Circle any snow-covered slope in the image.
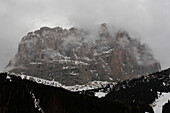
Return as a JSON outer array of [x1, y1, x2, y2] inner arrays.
[[153, 92, 170, 113]]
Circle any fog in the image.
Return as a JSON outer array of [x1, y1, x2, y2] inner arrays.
[[0, 0, 170, 71]]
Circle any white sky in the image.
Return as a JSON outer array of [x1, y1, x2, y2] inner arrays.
[[0, 0, 170, 71]]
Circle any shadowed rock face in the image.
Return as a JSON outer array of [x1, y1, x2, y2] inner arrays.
[[5, 24, 161, 85]]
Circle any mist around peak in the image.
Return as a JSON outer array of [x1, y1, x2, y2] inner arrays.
[[4, 23, 161, 85]]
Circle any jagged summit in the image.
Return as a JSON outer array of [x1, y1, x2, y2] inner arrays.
[[5, 24, 161, 85]]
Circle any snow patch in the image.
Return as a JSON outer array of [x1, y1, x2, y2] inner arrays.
[[95, 92, 108, 98], [102, 49, 113, 54], [109, 77, 113, 81], [70, 72, 79, 76], [64, 81, 115, 92], [63, 66, 69, 69], [83, 57, 92, 61], [153, 92, 170, 113], [30, 62, 42, 65], [6, 75, 12, 82]]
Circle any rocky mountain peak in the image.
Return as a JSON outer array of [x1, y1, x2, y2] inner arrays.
[[5, 24, 161, 85]]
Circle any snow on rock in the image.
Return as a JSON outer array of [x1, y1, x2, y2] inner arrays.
[[153, 92, 170, 113], [30, 91, 44, 113], [30, 62, 43, 65], [6, 75, 12, 82], [7, 72, 115, 98], [109, 77, 113, 81], [10, 72, 63, 87], [20, 74, 26, 79], [102, 49, 113, 54], [63, 81, 115, 92], [95, 92, 108, 98]]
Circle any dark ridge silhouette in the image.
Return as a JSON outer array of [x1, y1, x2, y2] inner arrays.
[[104, 68, 170, 112], [0, 72, 152, 113]]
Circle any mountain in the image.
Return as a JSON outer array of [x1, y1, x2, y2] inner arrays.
[[5, 23, 161, 85]]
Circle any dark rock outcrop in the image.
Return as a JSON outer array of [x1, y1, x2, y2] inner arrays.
[[5, 24, 161, 85]]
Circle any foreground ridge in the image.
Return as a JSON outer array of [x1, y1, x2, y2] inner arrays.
[[0, 72, 153, 113]]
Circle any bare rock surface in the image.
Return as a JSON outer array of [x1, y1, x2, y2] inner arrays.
[[5, 23, 161, 85]]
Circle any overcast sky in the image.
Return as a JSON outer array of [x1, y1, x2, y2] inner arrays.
[[0, 0, 170, 71]]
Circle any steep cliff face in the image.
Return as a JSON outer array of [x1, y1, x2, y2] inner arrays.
[[5, 23, 161, 85]]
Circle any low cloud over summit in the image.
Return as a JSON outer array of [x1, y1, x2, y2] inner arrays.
[[0, 0, 170, 71]]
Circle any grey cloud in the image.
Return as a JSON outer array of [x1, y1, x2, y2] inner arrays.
[[0, 0, 170, 71]]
